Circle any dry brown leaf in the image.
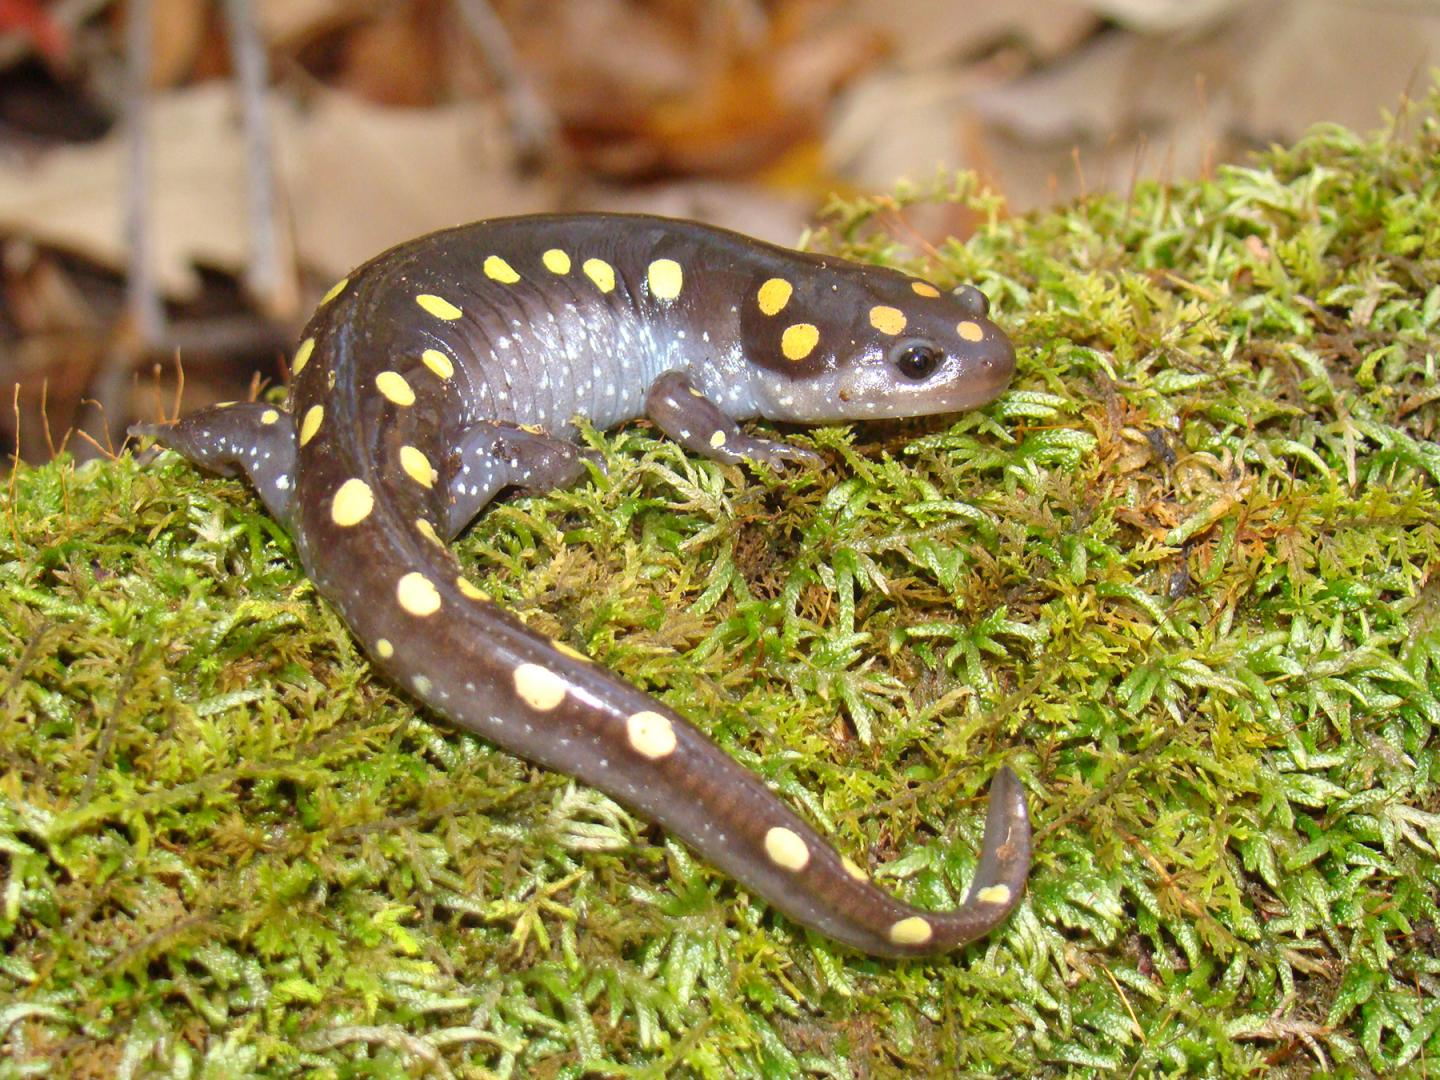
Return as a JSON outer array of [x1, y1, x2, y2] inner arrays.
[[844, 0, 1095, 68]]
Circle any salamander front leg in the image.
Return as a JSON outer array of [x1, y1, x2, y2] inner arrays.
[[445, 420, 604, 538], [130, 403, 297, 524], [645, 371, 823, 469]]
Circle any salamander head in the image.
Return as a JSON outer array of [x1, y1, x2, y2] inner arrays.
[[743, 269, 1016, 423]]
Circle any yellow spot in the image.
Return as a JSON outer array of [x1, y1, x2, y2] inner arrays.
[[763, 827, 810, 871], [869, 305, 907, 335], [422, 349, 454, 379], [484, 255, 521, 284], [321, 277, 349, 305], [396, 572, 442, 617], [709, 430, 727, 449], [687, 386, 705, 398], [841, 856, 868, 882], [757, 277, 792, 316], [957, 320, 984, 342], [260, 409, 280, 425], [627, 710, 676, 759], [514, 662, 567, 711], [326, 371, 336, 391], [583, 258, 616, 293], [781, 323, 820, 362], [331, 479, 374, 526], [457, 576, 490, 601], [911, 281, 940, 298], [415, 518, 444, 547], [299, 405, 324, 446], [399, 445, 437, 488], [889, 916, 933, 947], [376, 371, 415, 406], [292, 337, 316, 374], [976, 884, 1012, 905], [648, 258, 683, 300], [214, 401, 236, 409], [417, 293, 463, 320], [413, 675, 432, 696], [552, 639, 591, 662], [375, 638, 394, 659], [543, 248, 571, 274]]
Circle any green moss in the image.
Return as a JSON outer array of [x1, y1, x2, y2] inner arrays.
[[4, 90, 1440, 1077]]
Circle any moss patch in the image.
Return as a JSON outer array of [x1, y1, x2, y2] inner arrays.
[[4, 93, 1440, 1077]]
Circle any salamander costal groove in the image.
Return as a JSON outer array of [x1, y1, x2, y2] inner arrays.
[[131, 213, 1030, 957]]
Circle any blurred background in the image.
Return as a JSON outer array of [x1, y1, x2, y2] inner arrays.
[[1, 0, 1438, 464]]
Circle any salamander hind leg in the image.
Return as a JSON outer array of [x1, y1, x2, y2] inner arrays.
[[130, 403, 297, 523], [445, 420, 604, 539], [645, 370, 822, 469]]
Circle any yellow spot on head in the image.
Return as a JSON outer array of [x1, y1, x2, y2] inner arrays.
[[415, 518, 444, 547], [422, 349, 454, 379], [757, 277, 792, 316], [331, 479, 374, 526], [396, 572, 442, 617], [292, 337, 316, 375], [552, 639, 590, 662], [399, 445, 437, 488], [841, 856, 868, 882], [957, 320, 984, 342], [781, 323, 820, 362], [709, 430, 726, 449], [542, 248, 571, 274], [763, 827, 810, 871], [484, 255, 521, 284], [889, 916, 933, 947], [627, 710, 677, 759], [456, 576, 490, 601], [321, 277, 349, 305], [911, 281, 940, 298], [299, 405, 324, 447], [375, 638, 394, 659], [416, 293, 463, 320], [260, 409, 280, 425], [583, 258, 616, 293], [647, 258, 683, 301], [869, 305, 907, 336], [976, 884, 1012, 905], [376, 371, 415, 406], [514, 662, 567, 711]]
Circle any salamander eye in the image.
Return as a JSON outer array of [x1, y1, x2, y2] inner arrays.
[[893, 342, 941, 380]]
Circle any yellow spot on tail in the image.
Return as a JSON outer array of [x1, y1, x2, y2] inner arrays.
[[484, 255, 521, 284], [583, 258, 616, 293], [416, 293, 463, 320], [552, 639, 590, 662], [763, 827, 810, 871], [648, 258, 683, 301], [396, 572, 442, 617], [299, 405, 324, 446], [456, 576, 490, 601], [331, 479, 374, 526], [889, 916, 933, 946], [841, 856, 868, 881], [260, 409, 279, 425], [415, 518, 444, 547], [976, 884, 1012, 905], [422, 349, 454, 379], [321, 277, 349, 305], [957, 320, 984, 342], [757, 277, 792, 316], [514, 662, 567, 711], [292, 337, 316, 374], [375, 638, 394, 659], [627, 710, 676, 758], [542, 248, 571, 274], [911, 281, 940, 298], [376, 371, 415, 406], [781, 323, 819, 362], [709, 430, 726, 449], [399, 445, 437, 488], [869, 305, 907, 335]]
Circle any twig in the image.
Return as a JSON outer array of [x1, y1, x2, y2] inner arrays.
[[123, 0, 164, 348], [451, 0, 558, 169]]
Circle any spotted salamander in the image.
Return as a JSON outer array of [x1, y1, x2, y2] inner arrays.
[[132, 213, 1029, 957]]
